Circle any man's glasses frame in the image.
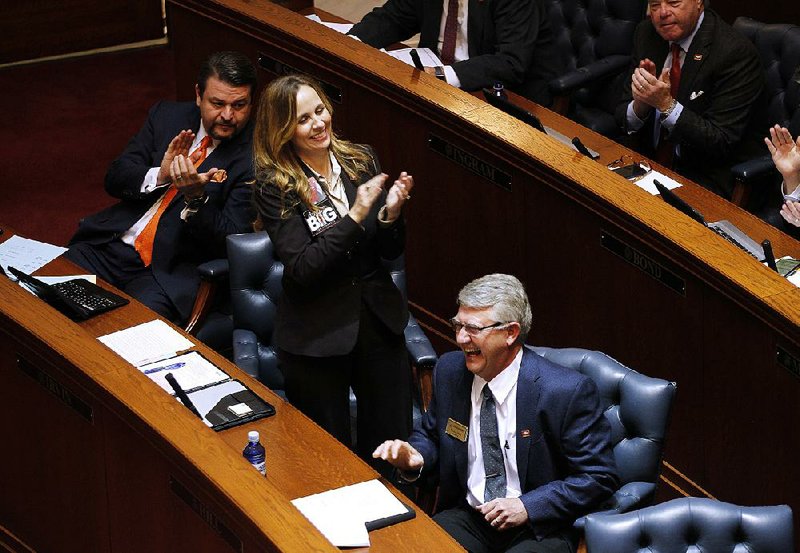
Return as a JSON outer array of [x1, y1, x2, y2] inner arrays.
[[449, 318, 511, 336]]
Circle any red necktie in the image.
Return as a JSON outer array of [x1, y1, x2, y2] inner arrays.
[[654, 44, 683, 167], [670, 43, 682, 96], [134, 135, 212, 267], [440, 0, 459, 65]]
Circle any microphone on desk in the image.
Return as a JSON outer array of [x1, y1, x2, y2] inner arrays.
[[571, 137, 593, 158], [165, 373, 202, 419], [761, 239, 778, 272], [409, 49, 425, 72]]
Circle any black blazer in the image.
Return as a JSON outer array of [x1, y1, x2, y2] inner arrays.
[[253, 149, 408, 357], [69, 101, 255, 321], [350, 0, 562, 105], [615, 10, 766, 197]]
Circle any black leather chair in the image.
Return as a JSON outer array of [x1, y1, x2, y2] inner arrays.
[[729, 18, 800, 210], [584, 497, 794, 553], [532, 347, 677, 527], [544, 0, 646, 138], [227, 231, 437, 411]]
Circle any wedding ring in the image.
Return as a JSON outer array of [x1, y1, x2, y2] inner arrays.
[[176, 175, 183, 180], [404, 194, 411, 200]]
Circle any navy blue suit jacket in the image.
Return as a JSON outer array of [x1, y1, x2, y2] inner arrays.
[[410, 346, 618, 539], [69, 101, 255, 321]]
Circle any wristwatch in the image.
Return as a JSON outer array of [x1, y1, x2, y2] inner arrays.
[[660, 98, 678, 120], [434, 66, 446, 81]]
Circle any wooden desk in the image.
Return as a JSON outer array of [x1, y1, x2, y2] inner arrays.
[[163, 0, 800, 543], [0, 227, 463, 552]]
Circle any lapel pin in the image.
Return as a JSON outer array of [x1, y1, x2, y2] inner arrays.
[[520, 429, 531, 438]]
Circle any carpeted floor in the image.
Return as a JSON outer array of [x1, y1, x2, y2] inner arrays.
[[2, 46, 175, 246]]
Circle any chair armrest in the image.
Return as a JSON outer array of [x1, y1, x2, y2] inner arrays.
[[549, 55, 630, 95], [730, 155, 775, 181], [184, 258, 230, 335], [573, 482, 655, 530], [232, 328, 260, 379], [404, 314, 437, 369]]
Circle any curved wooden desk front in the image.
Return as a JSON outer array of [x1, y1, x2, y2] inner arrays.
[[0, 227, 463, 553]]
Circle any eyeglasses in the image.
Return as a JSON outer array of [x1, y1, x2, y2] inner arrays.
[[449, 318, 509, 336]]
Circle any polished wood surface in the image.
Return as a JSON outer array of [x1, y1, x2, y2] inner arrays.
[[164, 0, 800, 543], [0, 226, 463, 552]]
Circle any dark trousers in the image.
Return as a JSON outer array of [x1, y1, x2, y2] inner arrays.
[[65, 240, 180, 322], [278, 303, 412, 476], [434, 506, 575, 553]]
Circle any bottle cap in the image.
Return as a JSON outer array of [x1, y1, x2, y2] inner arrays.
[[248, 430, 260, 443]]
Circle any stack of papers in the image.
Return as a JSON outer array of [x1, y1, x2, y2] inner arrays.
[[291, 479, 414, 547], [98, 319, 194, 367], [0, 235, 67, 274]]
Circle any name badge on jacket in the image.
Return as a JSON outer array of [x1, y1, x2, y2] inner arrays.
[[302, 176, 342, 236], [446, 418, 468, 442]]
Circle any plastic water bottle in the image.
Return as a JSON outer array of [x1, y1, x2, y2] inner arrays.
[[243, 430, 266, 476]]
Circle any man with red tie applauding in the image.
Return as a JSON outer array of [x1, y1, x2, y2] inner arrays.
[[615, 0, 765, 200], [66, 51, 256, 324]]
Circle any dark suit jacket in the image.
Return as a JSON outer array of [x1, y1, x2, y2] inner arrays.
[[69, 101, 255, 322], [252, 149, 408, 357], [615, 10, 766, 198], [350, 0, 562, 105], [411, 346, 618, 540]]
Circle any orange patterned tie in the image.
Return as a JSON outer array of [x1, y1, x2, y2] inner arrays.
[[134, 135, 212, 267]]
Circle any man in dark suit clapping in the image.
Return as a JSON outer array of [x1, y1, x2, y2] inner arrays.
[[66, 51, 256, 323], [615, 0, 766, 199]]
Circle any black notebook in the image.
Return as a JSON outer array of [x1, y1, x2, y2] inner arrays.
[[8, 266, 129, 320]]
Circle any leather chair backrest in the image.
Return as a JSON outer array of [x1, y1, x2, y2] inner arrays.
[[733, 17, 800, 134], [532, 347, 676, 489], [545, 0, 645, 73], [584, 497, 794, 553]]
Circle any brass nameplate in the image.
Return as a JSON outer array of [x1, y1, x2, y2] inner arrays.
[[257, 54, 342, 103], [428, 134, 512, 190], [170, 477, 242, 552], [777, 345, 800, 379], [601, 232, 685, 295], [17, 357, 93, 422], [445, 418, 468, 442]]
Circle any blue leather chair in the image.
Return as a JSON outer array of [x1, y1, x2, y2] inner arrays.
[[729, 18, 800, 210], [584, 497, 794, 553], [226, 231, 437, 412], [532, 347, 677, 527], [544, 0, 646, 138]]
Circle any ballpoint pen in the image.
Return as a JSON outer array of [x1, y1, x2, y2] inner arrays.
[[143, 361, 186, 375]]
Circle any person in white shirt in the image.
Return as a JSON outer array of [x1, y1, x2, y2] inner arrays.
[[373, 273, 618, 553]]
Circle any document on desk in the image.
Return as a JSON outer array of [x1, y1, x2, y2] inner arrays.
[[98, 319, 194, 367], [138, 351, 228, 394], [305, 14, 354, 34], [291, 479, 415, 547], [387, 47, 442, 68], [634, 171, 682, 195], [0, 235, 67, 275]]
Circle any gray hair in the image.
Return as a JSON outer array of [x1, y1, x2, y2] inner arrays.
[[457, 274, 532, 344]]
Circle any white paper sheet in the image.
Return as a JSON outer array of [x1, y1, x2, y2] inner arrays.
[[37, 275, 97, 285], [98, 319, 194, 367], [0, 235, 67, 275], [291, 479, 409, 548], [139, 351, 228, 394], [634, 170, 682, 195], [306, 14, 354, 34], [386, 47, 442, 67]]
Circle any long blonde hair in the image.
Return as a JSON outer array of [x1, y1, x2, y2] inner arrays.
[[253, 74, 373, 214]]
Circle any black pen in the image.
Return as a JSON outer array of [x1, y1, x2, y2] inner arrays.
[[409, 49, 425, 71], [165, 373, 202, 419]]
